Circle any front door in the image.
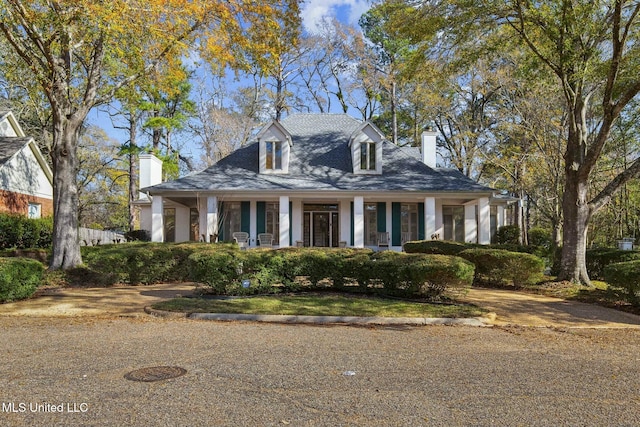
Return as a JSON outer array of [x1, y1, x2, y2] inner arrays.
[[303, 205, 339, 247]]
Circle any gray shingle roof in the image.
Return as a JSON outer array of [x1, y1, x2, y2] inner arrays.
[[0, 137, 32, 166], [147, 114, 493, 194]]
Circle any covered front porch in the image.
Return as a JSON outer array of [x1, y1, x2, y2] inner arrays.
[[141, 192, 503, 250]]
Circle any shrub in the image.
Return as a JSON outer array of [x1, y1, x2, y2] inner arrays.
[[403, 240, 472, 255], [185, 244, 244, 293], [370, 252, 474, 298], [0, 257, 45, 302], [459, 248, 544, 287], [496, 225, 521, 244], [603, 260, 640, 306], [124, 229, 151, 242], [0, 248, 49, 263], [80, 242, 197, 285], [55, 243, 473, 300], [585, 248, 640, 280], [0, 213, 52, 249], [528, 227, 552, 248]]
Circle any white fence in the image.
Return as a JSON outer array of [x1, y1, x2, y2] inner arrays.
[[79, 228, 126, 246]]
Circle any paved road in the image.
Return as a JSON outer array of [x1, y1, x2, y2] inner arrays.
[[1, 317, 639, 426]]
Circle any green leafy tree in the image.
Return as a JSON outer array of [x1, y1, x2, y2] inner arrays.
[[0, 0, 298, 269], [387, 0, 640, 284]]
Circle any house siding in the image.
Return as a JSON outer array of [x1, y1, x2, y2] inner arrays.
[[0, 190, 53, 217]]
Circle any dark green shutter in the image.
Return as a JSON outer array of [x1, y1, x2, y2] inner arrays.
[[257, 202, 266, 235], [241, 201, 250, 234], [418, 202, 425, 240], [350, 201, 354, 246], [289, 201, 293, 246], [392, 202, 401, 246], [377, 202, 386, 232], [218, 202, 225, 241]]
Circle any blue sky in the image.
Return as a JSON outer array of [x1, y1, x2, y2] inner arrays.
[[301, 0, 369, 33]]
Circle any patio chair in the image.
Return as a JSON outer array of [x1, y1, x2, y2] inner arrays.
[[377, 231, 390, 250], [258, 233, 274, 248], [232, 232, 250, 250], [401, 232, 414, 251], [401, 232, 413, 245]]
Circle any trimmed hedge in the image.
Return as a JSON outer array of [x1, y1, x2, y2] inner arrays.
[[403, 239, 551, 268], [0, 248, 49, 263], [0, 214, 53, 249], [0, 257, 45, 302], [459, 248, 544, 287], [369, 251, 475, 298], [496, 225, 521, 244], [72, 243, 473, 299], [586, 248, 640, 280], [80, 242, 203, 285], [403, 240, 472, 255], [603, 260, 640, 306]]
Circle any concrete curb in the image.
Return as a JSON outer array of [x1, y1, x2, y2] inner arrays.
[[144, 306, 190, 319], [144, 306, 493, 326], [189, 313, 492, 326]]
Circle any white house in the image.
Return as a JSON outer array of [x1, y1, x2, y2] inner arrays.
[[0, 111, 53, 218], [138, 114, 511, 249]]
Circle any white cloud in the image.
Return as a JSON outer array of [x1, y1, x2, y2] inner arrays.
[[301, 0, 370, 34]]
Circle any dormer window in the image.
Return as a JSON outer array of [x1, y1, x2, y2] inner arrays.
[[360, 141, 376, 171], [257, 120, 292, 174], [266, 140, 283, 170], [350, 121, 384, 175]]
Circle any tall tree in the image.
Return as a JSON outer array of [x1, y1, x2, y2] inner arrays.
[[360, 3, 412, 144], [388, 0, 640, 284], [0, 0, 298, 269], [77, 126, 128, 230]]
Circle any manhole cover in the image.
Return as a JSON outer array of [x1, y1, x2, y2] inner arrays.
[[124, 366, 187, 382]]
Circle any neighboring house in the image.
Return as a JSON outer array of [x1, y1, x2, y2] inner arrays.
[[0, 111, 53, 218], [138, 114, 512, 249]]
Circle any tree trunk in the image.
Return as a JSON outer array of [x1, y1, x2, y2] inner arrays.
[[558, 173, 591, 285], [128, 115, 139, 232], [49, 114, 83, 270], [551, 220, 562, 248], [391, 80, 397, 145]]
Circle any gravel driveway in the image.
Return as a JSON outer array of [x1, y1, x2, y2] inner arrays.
[[1, 316, 639, 426]]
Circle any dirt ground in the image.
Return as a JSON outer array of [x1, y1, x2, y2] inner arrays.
[[1, 283, 640, 328]]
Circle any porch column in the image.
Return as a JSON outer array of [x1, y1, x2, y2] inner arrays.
[[198, 197, 206, 242], [465, 203, 478, 244], [279, 196, 290, 247], [353, 196, 364, 248], [497, 205, 505, 228], [292, 199, 303, 245], [204, 196, 218, 243], [425, 197, 436, 239], [151, 195, 164, 242], [478, 197, 491, 245]]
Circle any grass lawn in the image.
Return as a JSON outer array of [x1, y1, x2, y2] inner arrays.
[[152, 293, 487, 318]]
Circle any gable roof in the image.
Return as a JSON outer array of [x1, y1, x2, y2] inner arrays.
[[146, 113, 493, 195], [0, 111, 26, 137], [0, 111, 53, 185], [256, 120, 293, 146], [0, 137, 32, 166]]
